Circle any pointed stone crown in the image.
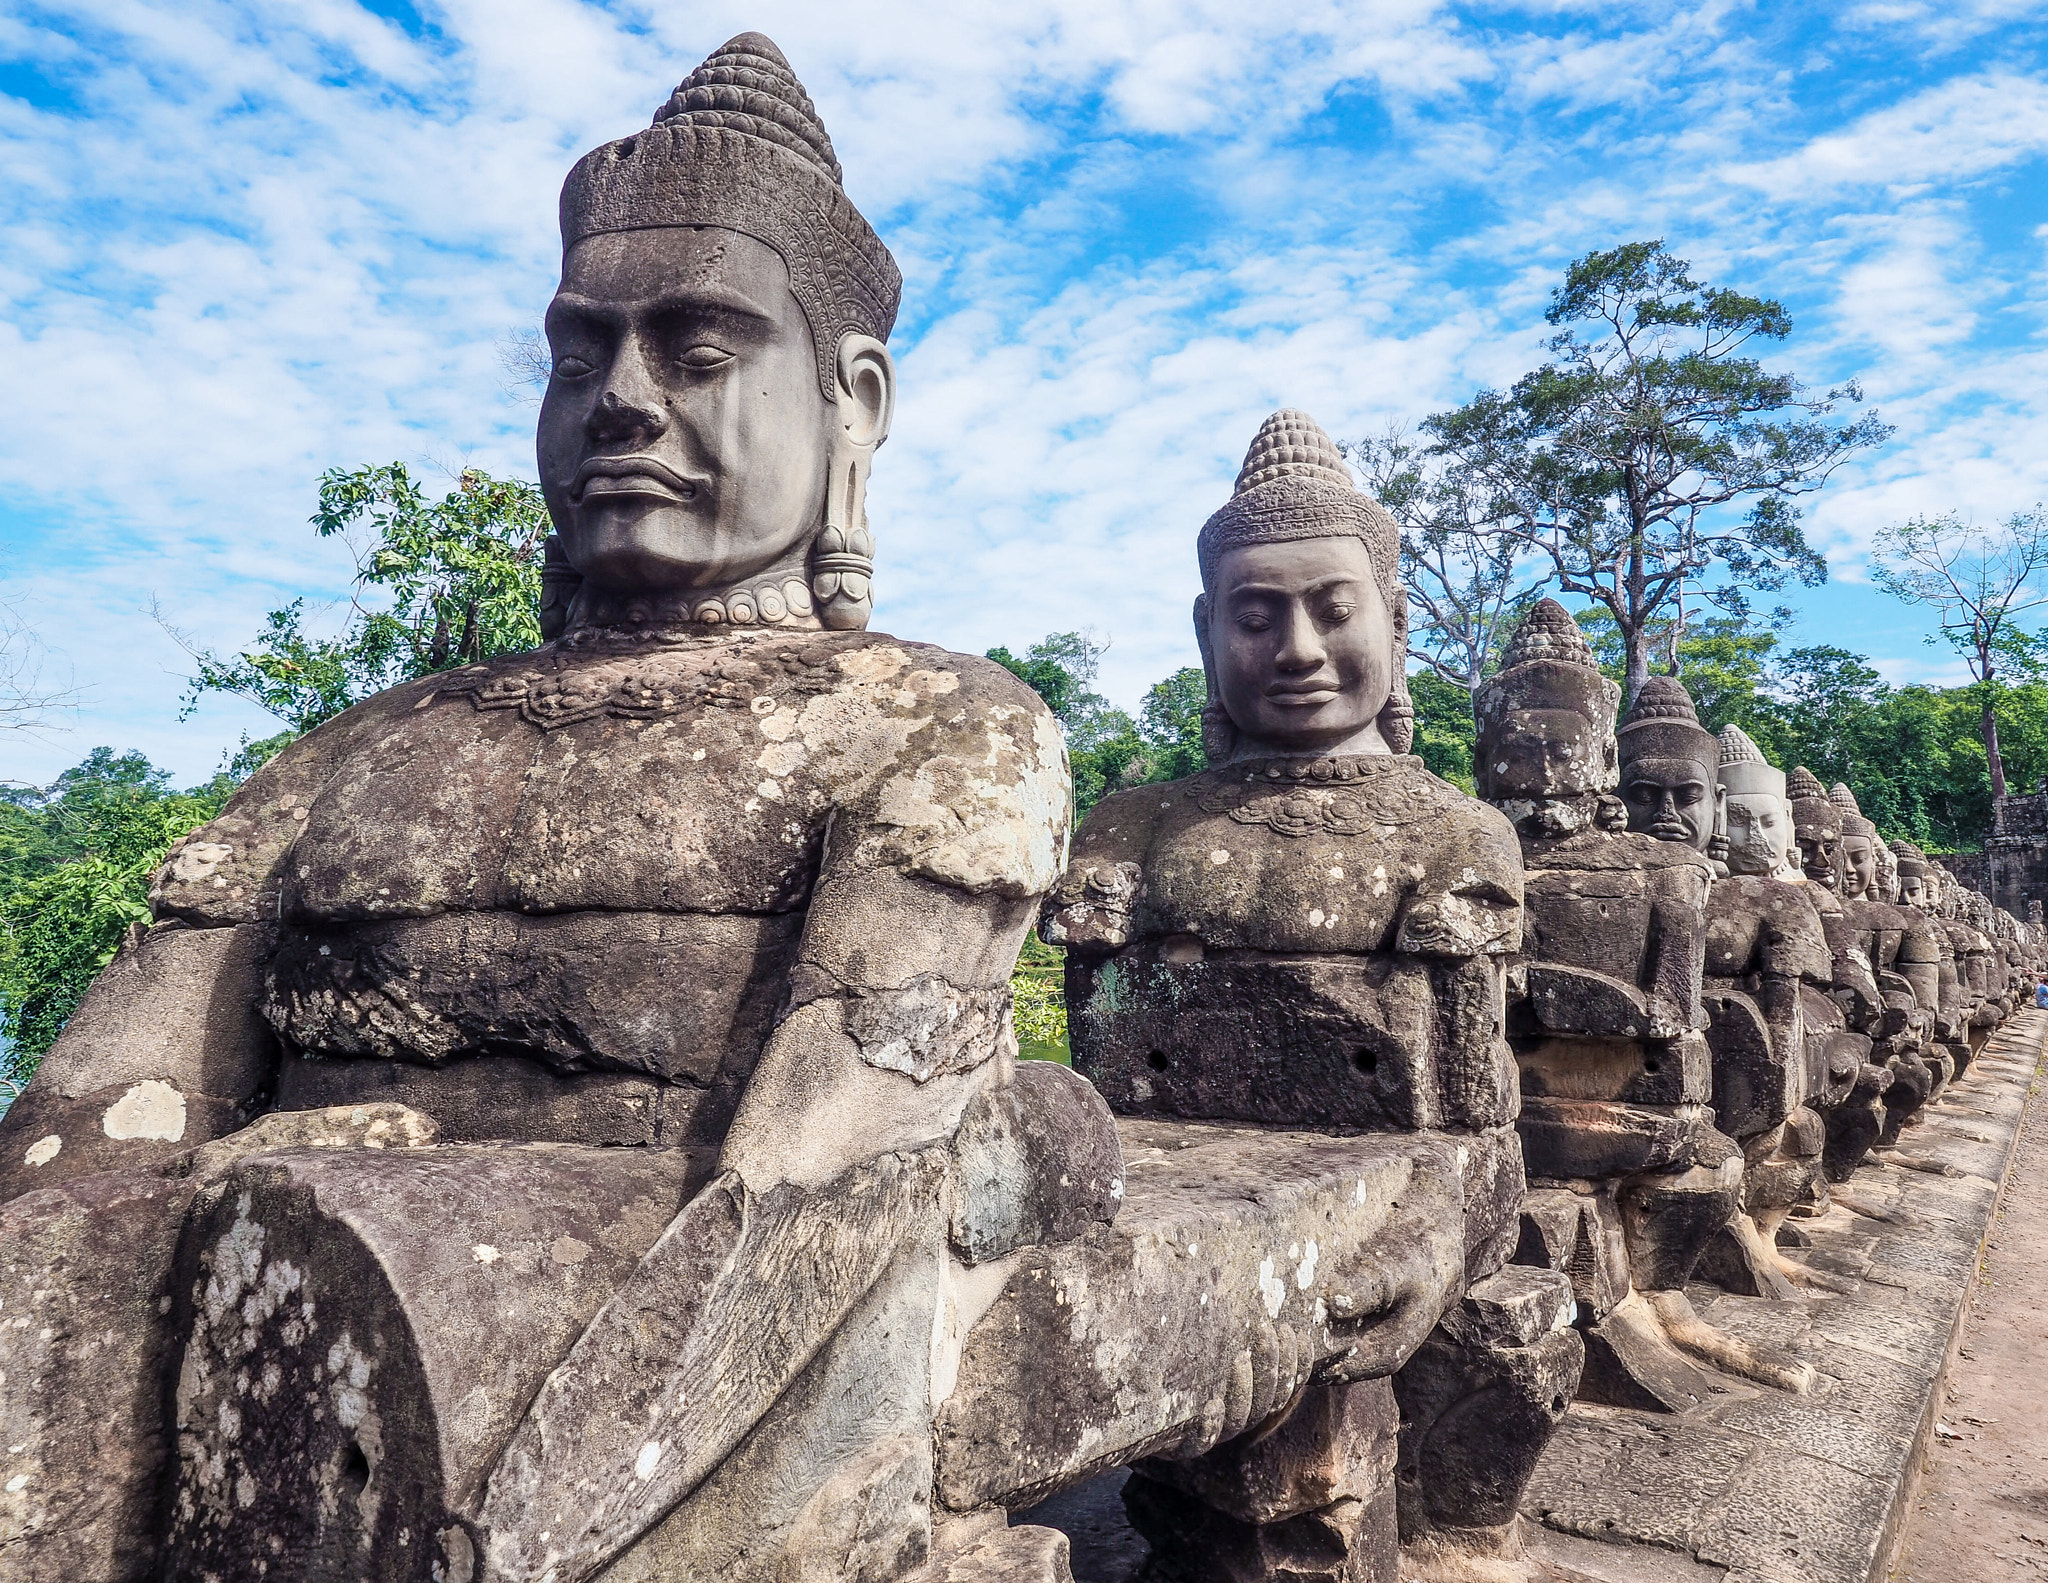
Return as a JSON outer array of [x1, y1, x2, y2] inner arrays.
[[559, 32, 901, 398], [1616, 673, 1716, 771], [1890, 839, 1932, 877], [1502, 599, 1597, 671], [1717, 724, 1783, 798], [1787, 766, 1829, 803], [654, 33, 843, 183], [1718, 725, 1764, 766], [1829, 781, 1876, 838], [1234, 409, 1355, 492], [1196, 410, 1399, 613], [1787, 765, 1839, 837]]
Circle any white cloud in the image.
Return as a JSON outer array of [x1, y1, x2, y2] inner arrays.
[[5, 0, 2048, 785]]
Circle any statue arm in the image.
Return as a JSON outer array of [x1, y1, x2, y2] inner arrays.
[[0, 689, 420, 1200], [480, 665, 1069, 1583]]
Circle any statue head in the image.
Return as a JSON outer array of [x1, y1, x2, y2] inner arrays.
[[1716, 726, 1794, 878], [1615, 674, 1720, 850], [1891, 840, 1934, 911], [538, 34, 901, 633], [1473, 600, 1619, 830], [1830, 782, 1879, 899], [1873, 837, 1900, 903], [1193, 411, 1411, 762], [1786, 766, 1841, 888]]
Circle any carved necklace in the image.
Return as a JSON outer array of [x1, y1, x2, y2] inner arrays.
[[1188, 754, 1456, 837]]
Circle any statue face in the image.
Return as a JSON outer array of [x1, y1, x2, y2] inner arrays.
[[1899, 870, 1929, 908], [1795, 825, 1838, 887], [1620, 754, 1717, 849], [1840, 834, 1876, 898], [1210, 537, 1393, 757], [1723, 791, 1793, 877], [539, 229, 832, 594]]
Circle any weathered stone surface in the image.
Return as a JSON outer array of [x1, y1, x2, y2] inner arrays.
[[951, 1060, 1124, 1265], [0, 922, 278, 1198], [1393, 1267, 1582, 1543], [0, 1103, 438, 1583], [161, 1142, 701, 1579], [1522, 1010, 2048, 1582], [1125, 1379, 1399, 1582], [934, 1121, 1472, 1514], [0, 1167, 196, 1583]]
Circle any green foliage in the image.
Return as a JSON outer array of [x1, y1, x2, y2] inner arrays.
[[1009, 933, 1070, 1064], [182, 465, 550, 733], [1407, 671, 1476, 790], [1425, 240, 1888, 699], [989, 634, 1209, 816], [0, 750, 234, 1079]]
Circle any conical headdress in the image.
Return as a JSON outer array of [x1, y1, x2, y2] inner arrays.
[[1471, 598, 1620, 797], [1195, 411, 1400, 612], [1786, 765, 1839, 837], [1616, 673, 1717, 772], [1192, 410, 1412, 755], [1889, 839, 1932, 878], [1829, 782, 1875, 838], [1716, 724, 1784, 799], [559, 33, 900, 398]]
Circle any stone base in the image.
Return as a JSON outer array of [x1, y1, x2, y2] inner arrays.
[[1023, 1013, 2047, 1583], [1520, 1010, 2045, 1582]]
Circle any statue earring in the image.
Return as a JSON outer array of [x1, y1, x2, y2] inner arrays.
[[811, 439, 876, 631]]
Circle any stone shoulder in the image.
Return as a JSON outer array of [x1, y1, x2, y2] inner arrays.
[[151, 671, 448, 927]]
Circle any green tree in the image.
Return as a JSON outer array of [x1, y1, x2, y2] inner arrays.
[[1427, 240, 1889, 706], [1348, 426, 1536, 688], [0, 750, 234, 1078], [1869, 507, 2048, 829], [176, 464, 550, 735], [1407, 671, 1476, 790]]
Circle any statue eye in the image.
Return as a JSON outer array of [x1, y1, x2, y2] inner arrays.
[[1323, 602, 1353, 623], [553, 354, 595, 379], [678, 344, 735, 370], [1236, 612, 1272, 633]]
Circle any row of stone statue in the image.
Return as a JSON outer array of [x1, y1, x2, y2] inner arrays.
[[1, 31, 2037, 1583]]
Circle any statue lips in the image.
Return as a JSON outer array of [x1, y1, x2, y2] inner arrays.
[[1264, 680, 1342, 709], [571, 456, 704, 505]]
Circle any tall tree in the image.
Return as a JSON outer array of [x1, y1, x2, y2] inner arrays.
[[172, 464, 550, 735], [1869, 507, 2048, 829], [1348, 427, 1538, 688], [1427, 240, 1890, 706]]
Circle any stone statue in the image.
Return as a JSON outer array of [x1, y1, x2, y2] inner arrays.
[[1474, 623, 1813, 1408], [1689, 727, 1839, 1302], [1830, 784, 1942, 1143], [1784, 768, 1888, 1179], [1042, 412, 1580, 1581], [0, 35, 1130, 1583], [1892, 841, 1976, 1082]]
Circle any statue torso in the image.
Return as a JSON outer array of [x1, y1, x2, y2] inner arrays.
[[153, 630, 1066, 1142], [1050, 757, 1524, 1134]]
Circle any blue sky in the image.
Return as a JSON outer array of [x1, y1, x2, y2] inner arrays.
[[4, 0, 2047, 784]]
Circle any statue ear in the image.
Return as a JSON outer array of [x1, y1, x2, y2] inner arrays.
[[812, 335, 896, 630], [835, 334, 894, 449]]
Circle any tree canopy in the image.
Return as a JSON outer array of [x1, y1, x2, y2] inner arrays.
[[1403, 241, 1889, 706], [174, 464, 550, 736]]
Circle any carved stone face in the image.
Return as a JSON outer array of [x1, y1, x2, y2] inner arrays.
[[1209, 537, 1394, 758], [539, 229, 832, 594], [1840, 834, 1876, 899], [1898, 870, 1929, 909], [1724, 791, 1794, 877], [1795, 826, 1838, 887], [1620, 754, 1717, 849]]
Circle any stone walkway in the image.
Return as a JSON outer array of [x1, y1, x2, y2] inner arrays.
[[1890, 1020, 2048, 1581]]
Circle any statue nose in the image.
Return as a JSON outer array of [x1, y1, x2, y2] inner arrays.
[[588, 389, 669, 446]]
